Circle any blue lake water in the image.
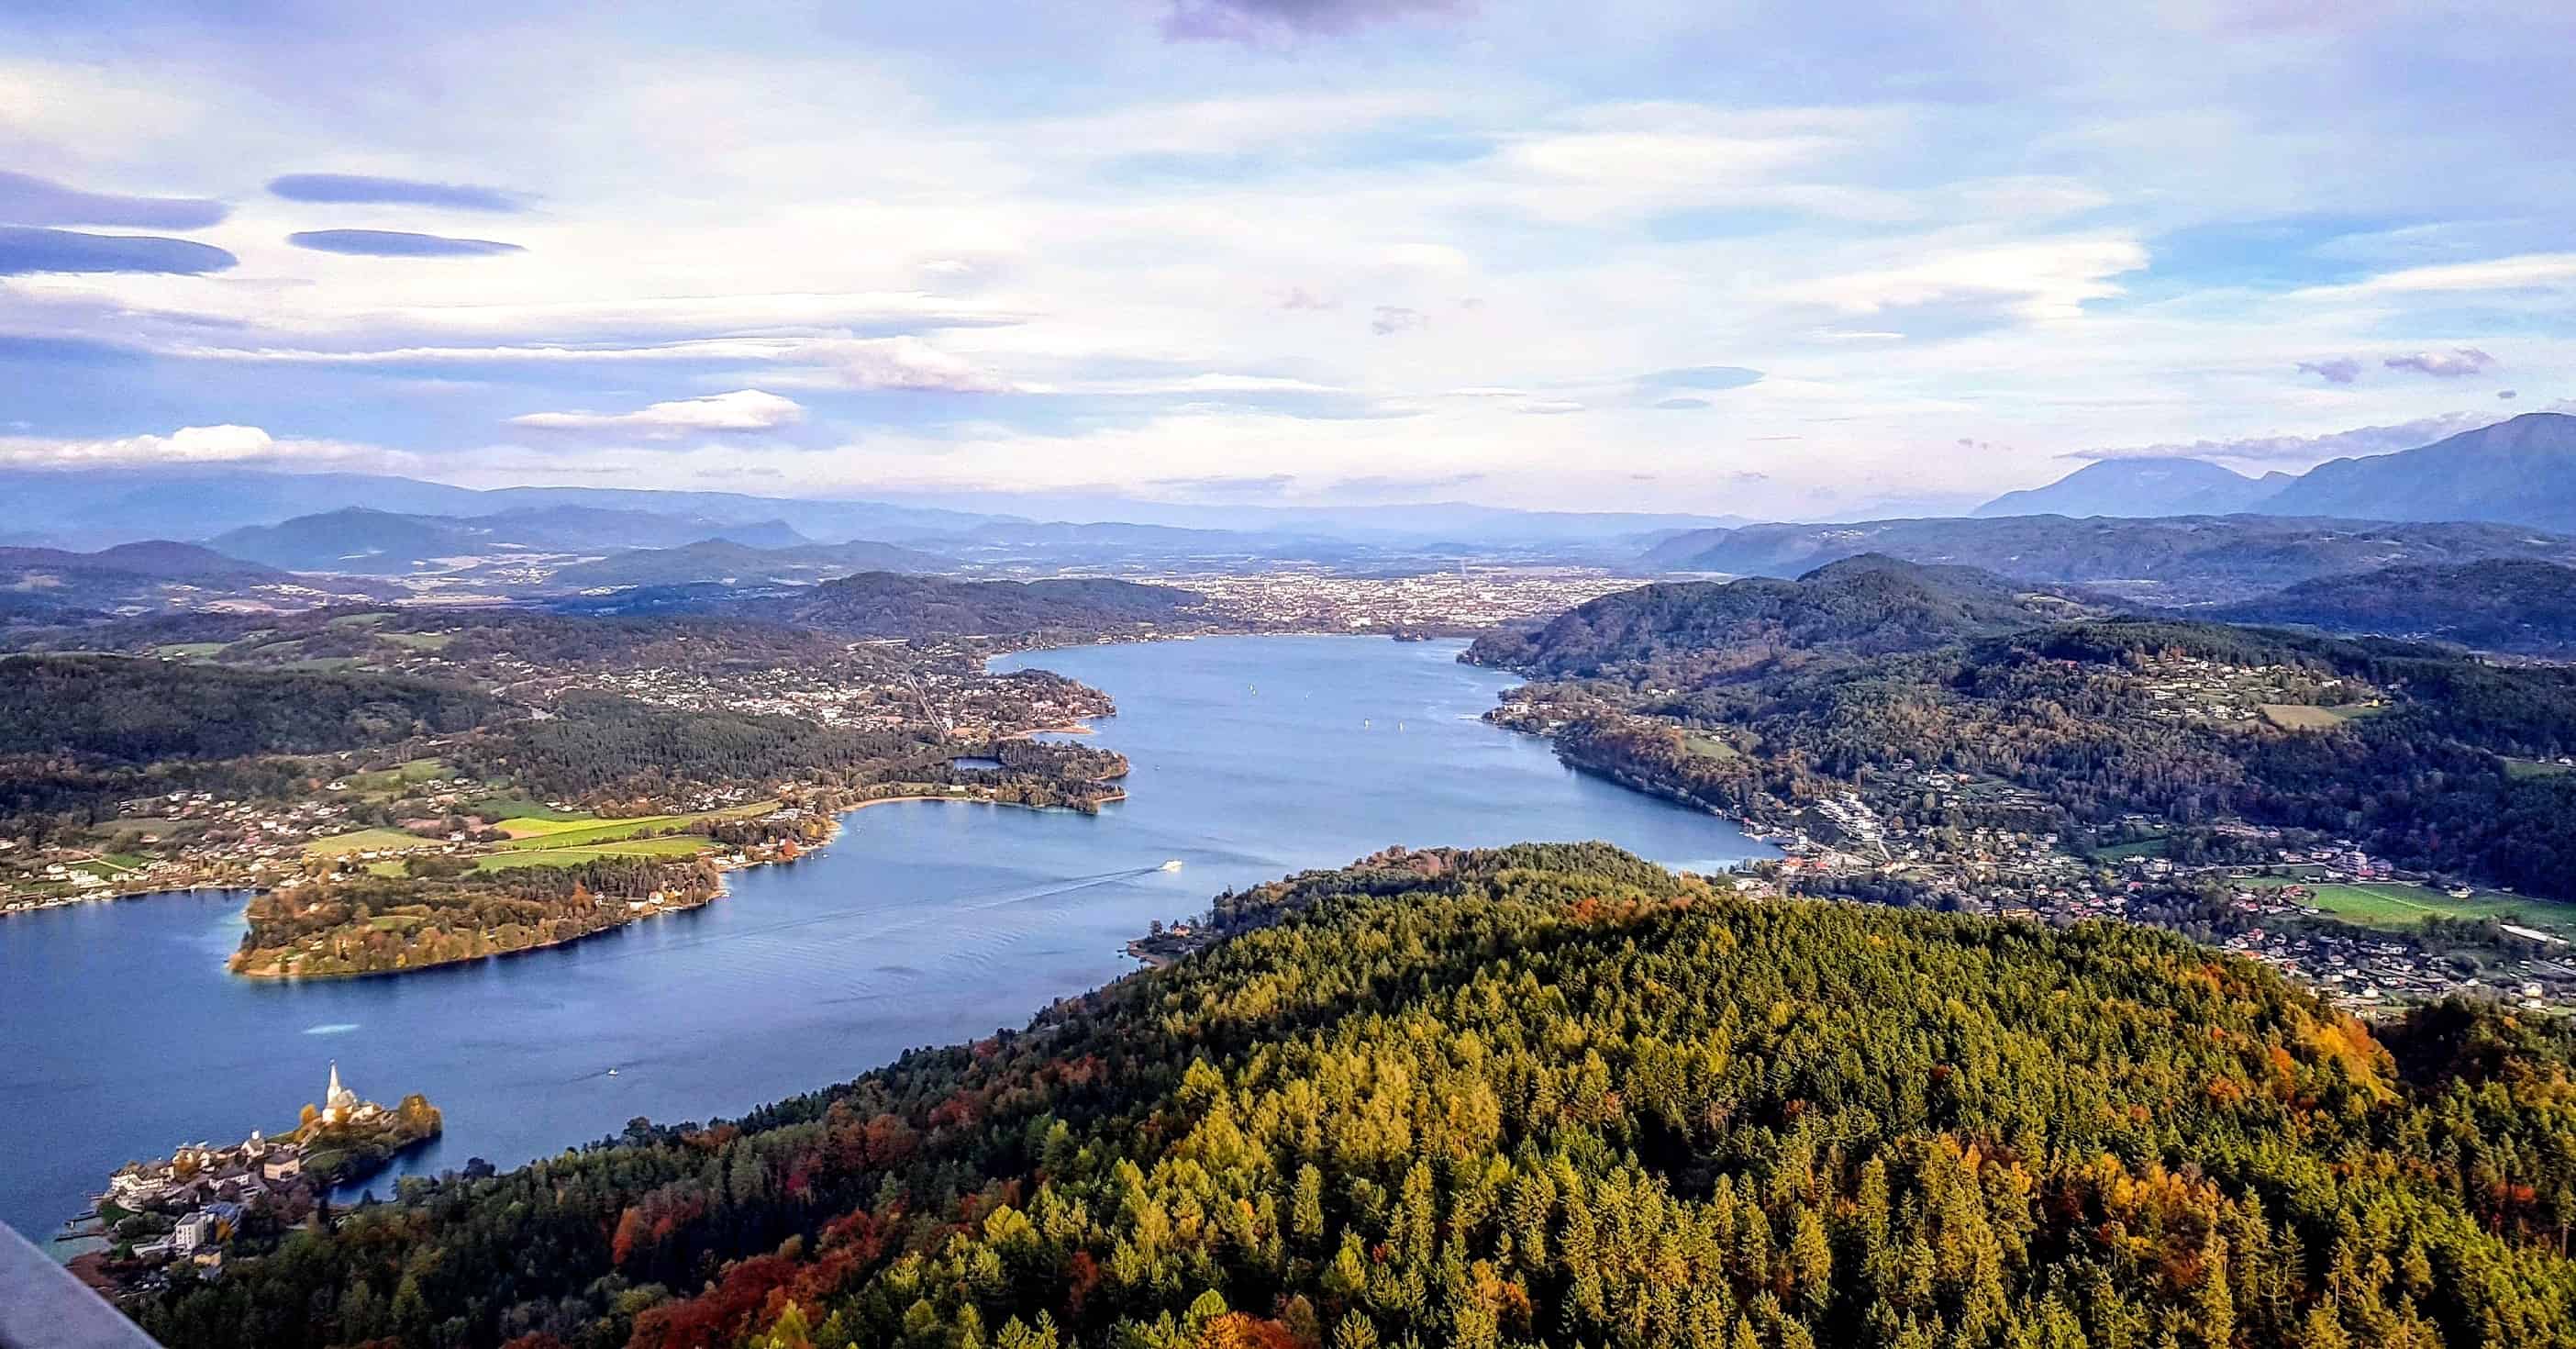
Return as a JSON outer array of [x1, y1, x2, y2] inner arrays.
[[0, 636, 1769, 1240]]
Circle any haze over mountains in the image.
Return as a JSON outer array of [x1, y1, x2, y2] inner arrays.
[[0, 541, 396, 621], [0, 465, 1738, 554], [5, 409, 2572, 644], [205, 507, 817, 575]]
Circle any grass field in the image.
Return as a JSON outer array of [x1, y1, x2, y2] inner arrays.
[[304, 828, 428, 856], [89, 817, 196, 839], [472, 836, 716, 871], [471, 797, 585, 823], [342, 759, 448, 794], [151, 641, 229, 658], [327, 612, 392, 629], [492, 813, 669, 842], [2299, 880, 2576, 939], [1679, 731, 1742, 762], [495, 801, 777, 849], [2088, 838, 2170, 861], [2506, 757, 2575, 780], [376, 630, 453, 651], [2260, 703, 2365, 731]]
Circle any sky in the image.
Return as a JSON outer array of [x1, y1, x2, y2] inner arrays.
[[1, 0, 2571, 519]]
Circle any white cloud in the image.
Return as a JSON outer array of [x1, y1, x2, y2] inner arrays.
[[2294, 253, 2576, 299], [1781, 238, 2150, 322], [2382, 348, 2495, 378], [507, 389, 805, 436], [2069, 412, 2496, 466], [7, 11, 2576, 515], [0, 424, 372, 467], [814, 336, 1024, 394]]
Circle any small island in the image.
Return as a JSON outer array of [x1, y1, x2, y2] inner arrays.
[[74, 1062, 439, 1288]]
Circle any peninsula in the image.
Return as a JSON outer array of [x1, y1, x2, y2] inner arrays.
[[76, 1063, 439, 1289], [5, 606, 1134, 977]]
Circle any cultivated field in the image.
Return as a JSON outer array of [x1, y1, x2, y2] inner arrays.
[[2298, 880, 2576, 940]]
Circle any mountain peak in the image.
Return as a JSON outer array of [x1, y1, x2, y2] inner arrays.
[[2260, 411, 2576, 532], [1973, 455, 2269, 519]]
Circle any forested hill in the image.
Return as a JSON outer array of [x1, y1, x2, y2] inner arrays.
[[0, 654, 496, 762], [1464, 555, 2096, 682], [2210, 558, 2576, 655], [132, 843, 2576, 1349], [1600, 617, 2576, 897], [1638, 513, 2576, 604], [746, 570, 1207, 639]]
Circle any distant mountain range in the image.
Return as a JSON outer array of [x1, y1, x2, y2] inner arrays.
[[1643, 512, 2576, 604], [0, 469, 1007, 552], [1976, 412, 2576, 530], [0, 541, 396, 623], [205, 506, 818, 575], [2260, 413, 2576, 531], [0, 464, 1742, 555]]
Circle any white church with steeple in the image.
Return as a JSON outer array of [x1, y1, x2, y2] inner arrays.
[[316, 1060, 381, 1127]]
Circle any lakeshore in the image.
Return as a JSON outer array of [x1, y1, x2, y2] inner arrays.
[[1, 636, 1771, 1243], [59, 1065, 440, 1291]]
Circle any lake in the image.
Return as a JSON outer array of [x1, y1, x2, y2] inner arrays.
[[0, 636, 1770, 1241]]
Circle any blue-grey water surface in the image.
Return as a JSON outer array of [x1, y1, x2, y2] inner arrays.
[[0, 636, 1768, 1240]]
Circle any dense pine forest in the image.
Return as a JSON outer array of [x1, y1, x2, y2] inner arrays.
[[0, 654, 496, 762], [2210, 559, 2576, 656], [0, 654, 502, 832], [131, 844, 2576, 1349]]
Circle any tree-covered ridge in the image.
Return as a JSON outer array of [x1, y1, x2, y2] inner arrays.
[[1638, 514, 2576, 605], [453, 693, 1127, 808], [231, 854, 730, 978], [134, 845, 2576, 1349], [679, 572, 1208, 640], [0, 653, 497, 761], [2209, 559, 2576, 656], [1464, 556, 2098, 684], [1488, 601, 2576, 900]]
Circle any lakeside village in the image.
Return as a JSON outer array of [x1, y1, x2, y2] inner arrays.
[[461, 634, 1115, 735], [1746, 779, 2572, 1000], [0, 642, 1117, 918], [1451, 649, 2576, 1017], [62, 1062, 440, 1293], [1684, 753, 2576, 1017], [1179, 566, 1639, 635], [0, 763, 803, 918]]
